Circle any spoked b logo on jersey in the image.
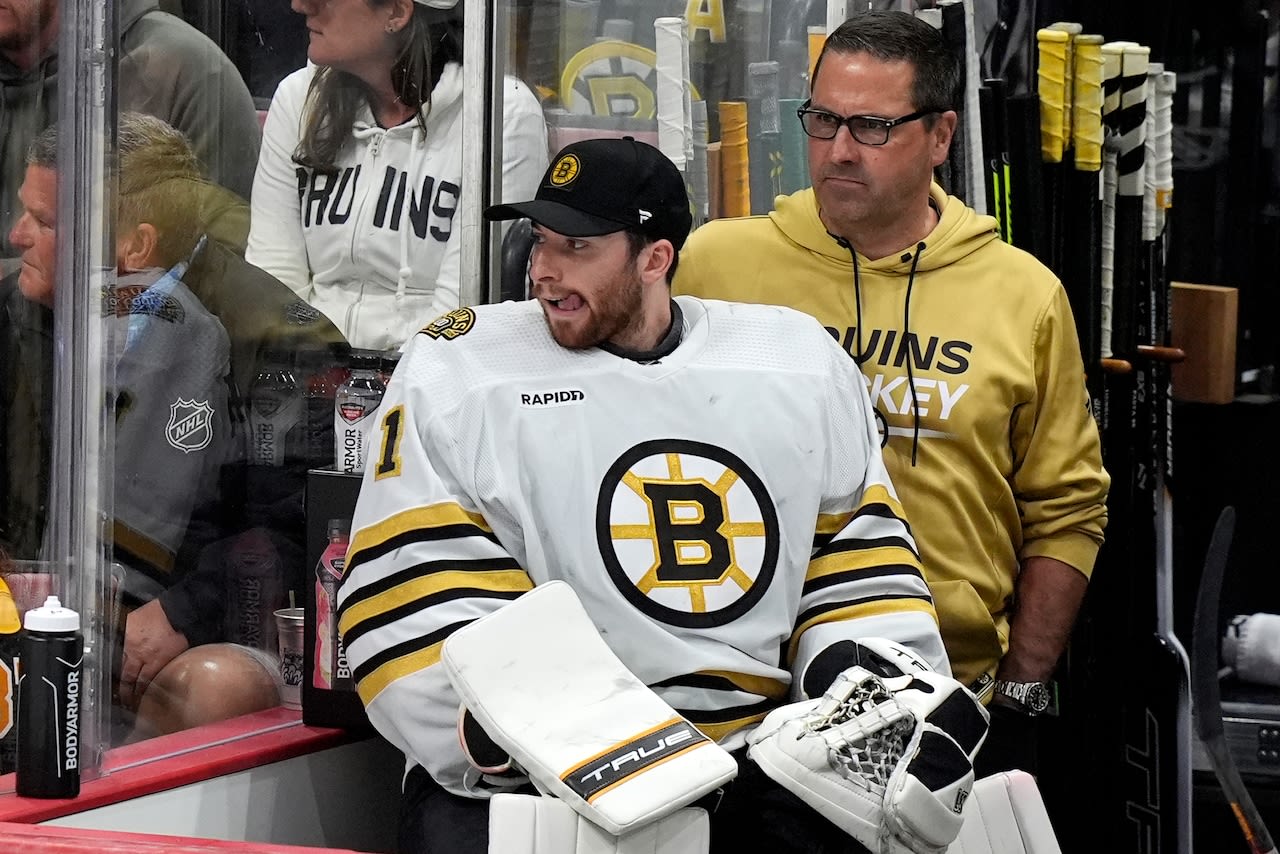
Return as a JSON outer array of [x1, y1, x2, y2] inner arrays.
[[596, 439, 779, 629]]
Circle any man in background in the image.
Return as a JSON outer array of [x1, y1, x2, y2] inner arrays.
[[0, 115, 341, 734], [675, 10, 1109, 775], [0, 0, 261, 263]]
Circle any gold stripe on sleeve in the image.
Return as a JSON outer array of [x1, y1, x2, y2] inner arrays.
[[339, 569, 533, 638], [357, 642, 444, 706], [807, 546, 923, 581], [787, 598, 939, 664], [349, 503, 493, 555]]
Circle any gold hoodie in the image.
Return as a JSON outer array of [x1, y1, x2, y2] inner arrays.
[[674, 184, 1109, 689]]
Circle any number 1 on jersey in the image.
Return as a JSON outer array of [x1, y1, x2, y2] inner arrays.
[[374, 405, 405, 480]]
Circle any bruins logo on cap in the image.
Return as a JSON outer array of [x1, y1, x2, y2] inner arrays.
[[549, 153, 581, 186], [421, 307, 476, 340]]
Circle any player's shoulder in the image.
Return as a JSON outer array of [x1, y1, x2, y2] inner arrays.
[[398, 300, 559, 414], [680, 296, 843, 368], [414, 300, 541, 347], [404, 300, 554, 375], [686, 295, 829, 333]]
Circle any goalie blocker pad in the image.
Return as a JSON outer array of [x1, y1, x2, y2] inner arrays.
[[442, 581, 738, 836]]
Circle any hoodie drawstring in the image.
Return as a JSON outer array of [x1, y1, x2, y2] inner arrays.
[[837, 235, 928, 467], [395, 122, 427, 306], [831, 235, 866, 363], [903, 242, 926, 466]]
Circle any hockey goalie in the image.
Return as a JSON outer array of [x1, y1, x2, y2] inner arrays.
[[336, 135, 993, 854]]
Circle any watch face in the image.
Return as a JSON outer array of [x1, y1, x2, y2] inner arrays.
[[1025, 683, 1050, 713]]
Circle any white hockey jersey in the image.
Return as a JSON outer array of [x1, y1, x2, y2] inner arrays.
[[246, 62, 548, 350], [340, 295, 945, 796]]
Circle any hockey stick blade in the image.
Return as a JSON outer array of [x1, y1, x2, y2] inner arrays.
[[1191, 506, 1278, 854]]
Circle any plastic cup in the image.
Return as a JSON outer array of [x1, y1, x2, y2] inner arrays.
[[274, 607, 305, 710]]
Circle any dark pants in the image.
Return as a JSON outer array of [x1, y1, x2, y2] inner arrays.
[[399, 753, 872, 854]]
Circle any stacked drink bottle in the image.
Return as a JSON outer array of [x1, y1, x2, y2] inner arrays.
[[334, 350, 385, 474], [248, 350, 304, 468], [314, 518, 352, 691]]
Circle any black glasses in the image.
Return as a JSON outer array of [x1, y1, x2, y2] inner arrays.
[[796, 102, 935, 145]]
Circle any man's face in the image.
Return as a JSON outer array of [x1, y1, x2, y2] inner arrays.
[[8, 164, 56, 307], [806, 51, 953, 241], [528, 225, 645, 350], [0, 0, 55, 53]]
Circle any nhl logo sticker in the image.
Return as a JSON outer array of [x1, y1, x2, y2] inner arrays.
[[166, 398, 214, 454]]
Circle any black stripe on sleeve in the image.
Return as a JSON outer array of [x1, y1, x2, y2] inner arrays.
[[346, 523, 503, 576], [810, 535, 920, 562], [351, 619, 470, 685], [340, 555, 524, 605], [342, 587, 525, 648], [795, 593, 934, 629], [802, 564, 927, 597]]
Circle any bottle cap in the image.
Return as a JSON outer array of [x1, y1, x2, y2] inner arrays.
[[348, 349, 381, 371], [24, 595, 80, 633], [327, 518, 351, 539]]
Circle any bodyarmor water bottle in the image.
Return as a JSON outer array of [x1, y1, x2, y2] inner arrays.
[[248, 351, 303, 468], [304, 347, 349, 469], [17, 596, 83, 798], [334, 351, 385, 474], [224, 528, 284, 652], [313, 518, 351, 691]]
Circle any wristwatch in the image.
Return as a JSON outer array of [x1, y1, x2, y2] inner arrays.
[[992, 680, 1053, 715]]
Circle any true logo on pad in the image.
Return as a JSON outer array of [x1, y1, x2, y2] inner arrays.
[[564, 718, 709, 802]]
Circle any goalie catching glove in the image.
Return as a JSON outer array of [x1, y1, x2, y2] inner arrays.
[[747, 638, 989, 854]]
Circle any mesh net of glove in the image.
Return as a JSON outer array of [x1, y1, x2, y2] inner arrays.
[[748, 640, 988, 854]]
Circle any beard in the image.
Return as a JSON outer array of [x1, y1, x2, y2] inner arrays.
[[541, 263, 646, 350]]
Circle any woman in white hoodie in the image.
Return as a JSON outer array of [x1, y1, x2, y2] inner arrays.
[[247, 0, 548, 350]]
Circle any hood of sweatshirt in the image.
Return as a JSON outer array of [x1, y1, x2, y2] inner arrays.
[[768, 184, 1001, 273], [767, 183, 1001, 465]]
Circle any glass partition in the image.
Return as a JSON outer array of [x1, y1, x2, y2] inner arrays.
[[0, 0, 338, 780], [482, 0, 835, 255], [0, 0, 1009, 785]]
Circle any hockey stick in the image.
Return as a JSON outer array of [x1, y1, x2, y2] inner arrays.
[[1191, 507, 1278, 854], [935, 1, 984, 210], [1066, 34, 1104, 424], [655, 16, 688, 174], [719, 101, 750, 218], [746, 60, 782, 216], [1144, 61, 1193, 854], [1036, 27, 1069, 279], [978, 77, 1007, 241]]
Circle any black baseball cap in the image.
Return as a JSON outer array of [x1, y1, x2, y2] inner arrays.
[[485, 137, 693, 250]]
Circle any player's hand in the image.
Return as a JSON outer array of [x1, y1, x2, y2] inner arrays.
[[120, 600, 190, 711]]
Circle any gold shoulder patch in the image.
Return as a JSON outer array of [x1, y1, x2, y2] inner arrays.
[[420, 307, 476, 340]]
